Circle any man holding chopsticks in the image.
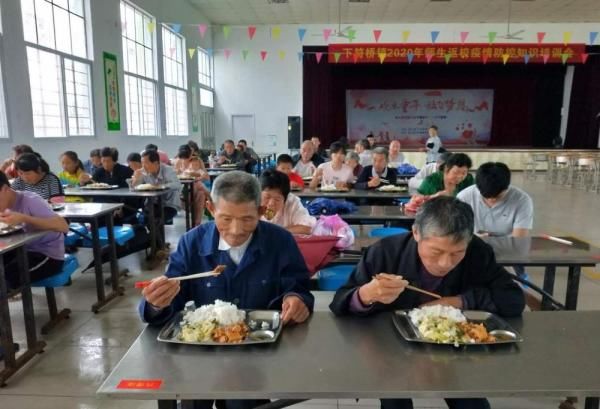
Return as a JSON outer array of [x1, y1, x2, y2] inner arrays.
[[354, 147, 398, 190], [329, 196, 524, 409]]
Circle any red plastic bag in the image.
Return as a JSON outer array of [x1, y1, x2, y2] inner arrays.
[[293, 235, 339, 276]]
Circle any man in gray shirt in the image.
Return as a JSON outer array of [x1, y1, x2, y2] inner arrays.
[[457, 162, 533, 277]]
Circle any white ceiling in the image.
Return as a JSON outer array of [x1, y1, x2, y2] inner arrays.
[[186, 0, 600, 25]]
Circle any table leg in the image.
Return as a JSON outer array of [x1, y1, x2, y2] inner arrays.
[[183, 184, 191, 231], [541, 266, 556, 310], [90, 219, 106, 313], [565, 266, 581, 311], [0, 254, 17, 370], [190, 182, 196, 228], [147, 200, 157, 260], [159, 196, 166, 249], [157, 400, 177, 409], [585, 397, 599, 409]]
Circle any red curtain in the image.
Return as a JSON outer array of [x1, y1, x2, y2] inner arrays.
[[303, 45, 568, 149]]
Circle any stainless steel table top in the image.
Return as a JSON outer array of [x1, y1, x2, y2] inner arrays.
[[64, 187, 172, 198], [324, 206, 415, 222], [97, 310, 600, 400], [0, 231, 47, 255], [56, 202, 123, 218], [296, 188, 410, 200]]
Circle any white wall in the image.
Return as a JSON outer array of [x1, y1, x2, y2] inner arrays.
[[213, 22, 600, 153], [0, 0, 212, 172]]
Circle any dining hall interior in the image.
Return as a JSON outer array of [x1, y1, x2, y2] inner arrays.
[[1, 0, 600, 408]]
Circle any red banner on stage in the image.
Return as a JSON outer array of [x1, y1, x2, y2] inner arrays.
[[327, 43, 586, 64]]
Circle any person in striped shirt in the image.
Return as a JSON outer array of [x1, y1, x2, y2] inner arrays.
[[11, 153, 64, 202]]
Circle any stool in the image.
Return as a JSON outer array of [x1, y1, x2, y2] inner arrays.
[[32, 254, 79, 334], [64, 223, 87, 247], [317, 265, 355, 291], [81, 226, 135, 247], [368, 227, 409, 237]]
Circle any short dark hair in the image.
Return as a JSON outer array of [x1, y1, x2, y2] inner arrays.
[[223, 139, 235, 146], [13, 144, 33, 156], [90, 149, 101, 158], [442, 153, 472, 171], [15, 152, 43, 173], [476, 162, 511, 198], [238, 139, 247, 146], [357, 139, 371, 150], [101, 147, 118, 161], [145, 143, 158, 152], [177, 144, 192, 159], [142, 149, 160, 163], [61, 151, 84, 172], [329, 141, 346, 155], [429, 125, 438, 131], [0, 170, 9, 187], [276, 154, 294, 166], [127, 152, 141, 163], [259, 169, 290, 201], [415, 196, 474, 243]]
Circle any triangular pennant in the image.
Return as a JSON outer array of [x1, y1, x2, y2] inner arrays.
[[502, 54, 510, 65], [431, 31, 440, 44], [488, 32, 497, 44], [242, 50, 249, 60], [402, 30, 410, 43], [581, 53, 589, 64], [425, 53, 434, 64], [373, 29, 382, 42], [272, 26, 281, 40], [223, 25, 231, 39], [542, 54, 550, 64], [352, 52, 359, 64], [482, 55, 489, 64], [333, 52, 342, 63], [298, 28, 307, 42], [323, 29, 332, 43], [590, 32, 599, 45], [407, 52, 414, 64], [444, 53, 452, 64], [248, 26, 257, 40], [171, 24, 182, 34], [224, 49, 232, 60], [561, 53, 570, 64], [563, 31, 572, 45], [460, 31, 469, 44], [188, 48, 196, 59], [523, 53, 530, 64], [379, 52, 387, 64], [297, 52, 303, 62], [537, 32, 546, 44], [147, 21, 156, 33], [198, 24, 207, 38], [206, 48, 213, 57], [347, 29, 357, 42], [260, 50, 267, 61], [278, 50, 286, 60], [315, 52, 323, 63]]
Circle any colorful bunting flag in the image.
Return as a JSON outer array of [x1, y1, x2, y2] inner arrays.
[[425, 53, 434, 64], [198, 24, 207, 38], [482, 55, 489, 64], [272, 26, 281, 40], [347, 29, 357, 42], [502, 54, 510, 65], [542, 54, 550, 64], [581, 53, 589, 64], [323, 29, 332, 43], [333, 52, 342, 63], [444, 53, 452, 64], [278, 50, 286, 60], [188, 48, 196, 59], [315, 52, 323, 63], [460, 31, 469, 44], [297, 52, 304, 62], [590, 32, 598, 45], [260, 51, 267, 61], [488, 32, 497, 44], [223, 25, 231, 39], [407, 52, 414, 64], [537, 32, 546, 44], [523, 53, 530, 64], [242, 50, 249, 60], [373, 29, 382, 43], [431, 31, 440, 44], [224, 49, 232, 60], [171, 24, 182, 34], [402, 30, 410, 43], [563, 31, 572, 45], [248, 26, 257, 40], [298, 28, 307, 42], [147, 21, 156, 33], [561, 53, 570, 64], [379, 52, 386, 64]]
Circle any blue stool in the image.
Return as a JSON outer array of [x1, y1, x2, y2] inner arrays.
[[64, 223, 88, 247], [32, 254, 79, 334], [368, 227, 409, 238], [317, 265, 355, 291], [81, 226, 135, 247]]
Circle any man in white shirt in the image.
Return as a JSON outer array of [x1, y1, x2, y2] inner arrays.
[[355, 139, 373, 167], [425, 125, 443, 164], [260, 169, 316, 235], [293, 141, 318, 178], [388, 140, 405, 168]]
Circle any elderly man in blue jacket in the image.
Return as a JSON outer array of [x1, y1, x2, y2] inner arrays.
[[139, 171, 314, 409]]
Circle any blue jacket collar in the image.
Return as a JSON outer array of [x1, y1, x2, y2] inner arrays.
[[198, 221, 268, 257]]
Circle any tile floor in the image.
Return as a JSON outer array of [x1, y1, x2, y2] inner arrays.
[[1, 173, 599, 409]]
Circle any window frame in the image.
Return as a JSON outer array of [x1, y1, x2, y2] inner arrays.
[[197, 47, 214, 109], [0, 30, 10, 139], [162, 24, 188, 137]]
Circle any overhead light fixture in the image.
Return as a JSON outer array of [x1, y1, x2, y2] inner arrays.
[[267, 0, 289, 4], [430, 0, 452, 2], [349, 0, 371, 3]]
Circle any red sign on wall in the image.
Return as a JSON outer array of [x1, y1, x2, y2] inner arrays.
[[327, 43, 586, 64]]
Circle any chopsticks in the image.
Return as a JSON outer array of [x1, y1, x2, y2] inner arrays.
[[374, 274, 442, 299], [135, 267, 225, 289], [541, 234, 573, 246]]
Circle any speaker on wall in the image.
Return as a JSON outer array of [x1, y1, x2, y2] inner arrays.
[[288, 116, 301, 149]]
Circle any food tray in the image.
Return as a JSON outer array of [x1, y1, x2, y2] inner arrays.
[[377, 186, 408, 193], [80, 184, 120, 190], [157, 310, 282, 346], [0, 224, 24, 236], [135, 185, 168, 191], [392, 310, 523, 346], [51, 203, 65, 211], [318, 188, 350, 193]]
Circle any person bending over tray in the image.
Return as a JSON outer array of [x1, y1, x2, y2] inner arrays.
[[354, 147, 398, 190], [330, 196, 524, 409], [139, 171, 314, 409]]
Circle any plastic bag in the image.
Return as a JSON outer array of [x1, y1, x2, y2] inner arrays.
[[307, 198, 358, 216], [312, 214, 355, 250], [396, 163, 419, 176]]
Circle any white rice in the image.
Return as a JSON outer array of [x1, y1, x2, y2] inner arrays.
[[408, 305, 466, 326], [182, 299, 246, 326], [0, 222, 8, 229]]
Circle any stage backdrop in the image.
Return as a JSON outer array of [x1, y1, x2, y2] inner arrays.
[[346, 89, 494, 147]]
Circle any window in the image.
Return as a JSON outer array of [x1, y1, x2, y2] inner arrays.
[[199, 88, 213, 108], [198, 47, 212, 88], [162, 25, 187, 136], [121, 1, 158, 136], [21, 0, 93, 137], [0, 16, 9, 139]]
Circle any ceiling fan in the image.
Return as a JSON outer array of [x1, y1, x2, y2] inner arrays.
[[312, 0, 355, 39], [482, 0, 526, 40]]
